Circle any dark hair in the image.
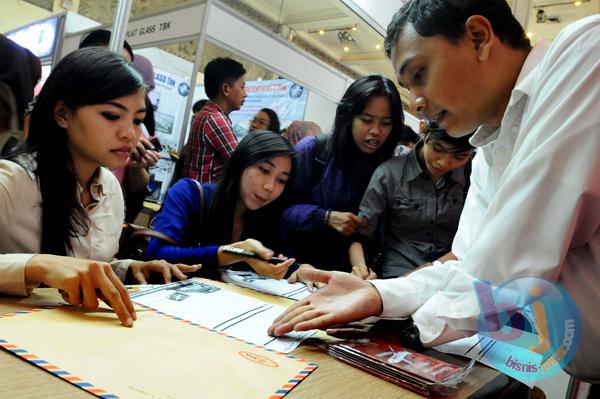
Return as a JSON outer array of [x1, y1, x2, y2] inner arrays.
[[384, 0, 531, 57], [79, 29, 134, 61], [202, 131, 295, 245], [331, 75, 404, 168], [203, 57, 246, 100], [8, 47, 144, 255], [400, 125, 420, 146], [425, 121, 474, 153], [193, 99, 208, 113], [258, 108, 280, 133]]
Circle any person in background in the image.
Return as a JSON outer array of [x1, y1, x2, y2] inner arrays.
[[394, 124, 420, 156], [249, 108, 280, 134], [79, 29, 134, 62], [192, 99, 208, 121], [0, 35, 41, 154], [133, 54, 156, 137], [281, 120, 322, 146], [281, 75, 403, 274], [269, 1, 600, 386], [183, 57, 247, 183], [350, 121, 474, 279], [0, 48, 198, 327], [147, 131, 296, 279], [78, 29, 160, 222]]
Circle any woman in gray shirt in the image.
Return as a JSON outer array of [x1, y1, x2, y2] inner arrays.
[[349, 122, 474, 278]]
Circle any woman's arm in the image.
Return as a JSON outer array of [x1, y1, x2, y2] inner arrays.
[[349, 241, 376, 279], [145, 179, 220, 266]]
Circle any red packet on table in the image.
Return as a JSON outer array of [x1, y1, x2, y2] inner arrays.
[[324, 339, 474, 396]]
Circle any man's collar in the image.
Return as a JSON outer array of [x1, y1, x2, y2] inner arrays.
[[205, 100, 232, 122]]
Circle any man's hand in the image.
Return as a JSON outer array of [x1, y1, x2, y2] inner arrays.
[[24, 255, 136, 327], [327, 212, 363, 236], [268, 269, 383, 336]]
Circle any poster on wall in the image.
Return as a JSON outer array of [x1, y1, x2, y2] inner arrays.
[[146, 67, 190, 202], [229, 79, 308, 138]]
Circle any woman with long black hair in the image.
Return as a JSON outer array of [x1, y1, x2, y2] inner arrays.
[[146, 130, 296, 279], [0, 47, 197, 327], [281, 75, 404, 274]]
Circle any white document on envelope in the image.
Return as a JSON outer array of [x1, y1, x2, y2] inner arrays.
[[221, 270, 311, 300], [131, 280, 314, 353]]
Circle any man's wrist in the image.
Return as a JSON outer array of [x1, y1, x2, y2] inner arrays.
[[365, 281, 384, 316]]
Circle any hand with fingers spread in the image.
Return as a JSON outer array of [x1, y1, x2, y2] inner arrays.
[[218, 239, 295, 280], [327, 211, 363, 236], [267, 268, 383, 337], [288, 264, 326, 292], [24, 254, 136, 327], [129, 260, 201, 284]]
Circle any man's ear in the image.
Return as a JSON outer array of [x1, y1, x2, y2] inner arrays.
[[465, 15, 494, 62], [53, 100, 70, 128], [220, 82, 231, 98]]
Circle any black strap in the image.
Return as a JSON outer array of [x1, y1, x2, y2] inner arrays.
[[309, 133, 333, 189]]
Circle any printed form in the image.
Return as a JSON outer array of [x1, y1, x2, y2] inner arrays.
[[131, 280, 314, 353]]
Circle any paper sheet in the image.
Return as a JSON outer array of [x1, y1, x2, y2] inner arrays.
[[131, 279, 315, 353], [221, 270, 311, 300], [434, 334, 541, 387], [0, 305, 316, 399]]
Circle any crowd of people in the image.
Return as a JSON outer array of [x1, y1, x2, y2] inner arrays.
[[1, 0, 599, 389]]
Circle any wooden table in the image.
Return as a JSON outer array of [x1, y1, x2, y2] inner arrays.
[[0, 286, 504, 399]]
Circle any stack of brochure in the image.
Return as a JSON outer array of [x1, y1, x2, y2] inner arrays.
[[324, 339, 473, 396]]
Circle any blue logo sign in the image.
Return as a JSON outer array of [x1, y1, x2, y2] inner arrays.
[[475, 277, 580, 382], [288, 83, 304, 99], [178, 82, 190, 97]]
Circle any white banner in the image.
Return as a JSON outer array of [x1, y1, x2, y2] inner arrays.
[[230, 79, 308, 137]]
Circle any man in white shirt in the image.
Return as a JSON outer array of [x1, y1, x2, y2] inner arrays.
[[269, 0, 600, 382]]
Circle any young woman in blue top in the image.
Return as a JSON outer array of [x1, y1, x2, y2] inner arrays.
[[281, 75, 404, 272], [146, 131, 296, 279]]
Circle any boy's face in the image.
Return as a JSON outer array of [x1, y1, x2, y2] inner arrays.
[[391, 23, 493, 137], [225, 75, 247, 111]]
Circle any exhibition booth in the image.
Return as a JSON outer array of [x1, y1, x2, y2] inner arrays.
[[3, 0, 417, 201]]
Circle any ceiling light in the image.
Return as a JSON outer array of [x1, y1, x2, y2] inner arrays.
[[343, 46, 349, 52], [375, 44, 381, 49], [318, 29, 324, 35], [526, 31, 534, 38], [352, 26, 357, 31], [574, 1, 582, 5]]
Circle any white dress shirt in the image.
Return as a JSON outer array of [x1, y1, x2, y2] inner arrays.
[[0, 156, 131, 296], [370, 15, 600, 381]]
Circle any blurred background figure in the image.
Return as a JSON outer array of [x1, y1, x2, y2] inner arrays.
[[395, 124, 420, 156], [0, 35, 40, 154], [281, 120, 322, 146], [133, 54, 156, 137], [249, 107, 280, 133], [192, 99, 208, 122]]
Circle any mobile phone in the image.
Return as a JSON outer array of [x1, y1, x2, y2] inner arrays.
[[221, 245, 297, 266], [148, 136, 163, 152]]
